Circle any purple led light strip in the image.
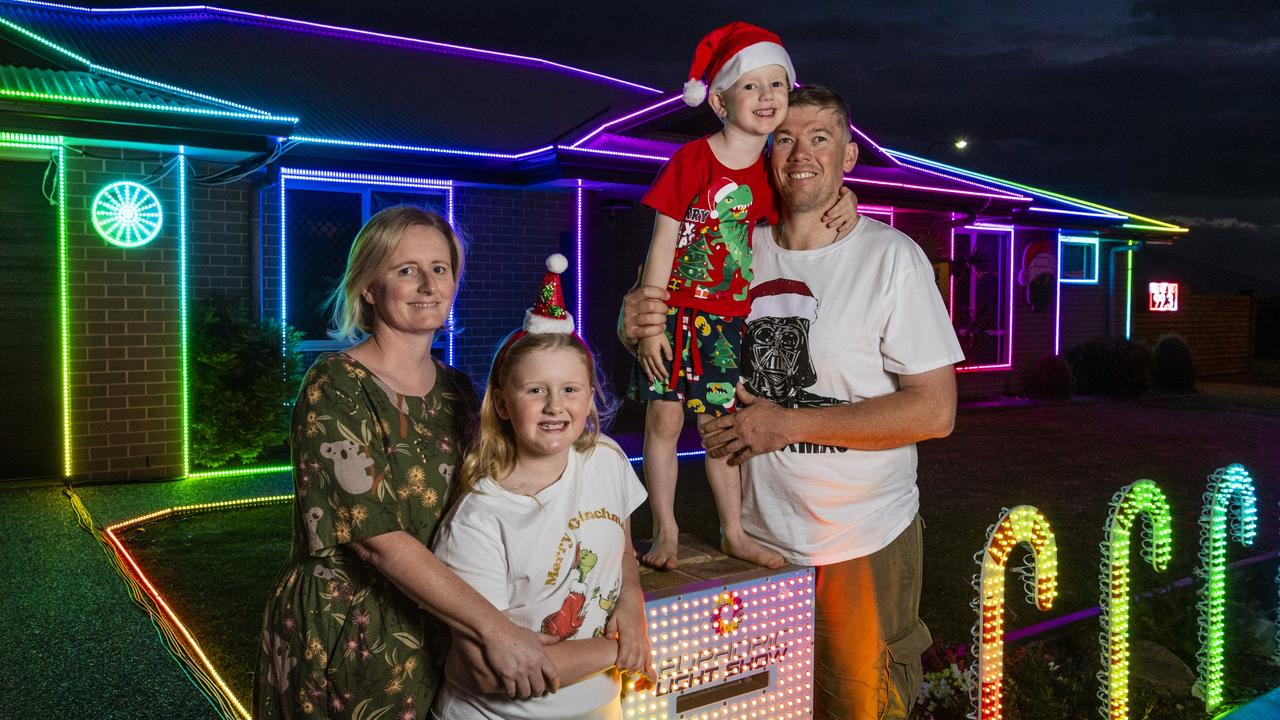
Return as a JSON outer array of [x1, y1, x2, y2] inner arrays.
[[576, 179, 584, 335], [952, 225, 1015, 372], [846, 175, 1025, 202], [12, 1, 661, 94], [569, 95, 684, 148], [292, 135, 554, 160], [890, 160, 1029, 201]]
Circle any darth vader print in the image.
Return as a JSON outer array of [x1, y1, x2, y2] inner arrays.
[[742, 278, 847, 453]]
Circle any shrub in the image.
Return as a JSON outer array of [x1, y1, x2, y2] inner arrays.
[[1026, 353, 1074, 399], [1066, 337, 1119, 395], [191, 295, 303, 469], [1152, 334, 1196, 392], [1066, 337, 1151, 397], [1115, 339, 1152, 397]]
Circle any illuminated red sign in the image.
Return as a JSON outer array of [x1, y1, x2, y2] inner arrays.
[[1148, 282, 1179, 312]]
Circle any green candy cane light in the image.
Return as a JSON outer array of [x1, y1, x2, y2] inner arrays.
[[1098, 480, 1172, 720], [1196, 464, 1257, 711]]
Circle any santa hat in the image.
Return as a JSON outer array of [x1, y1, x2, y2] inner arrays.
[[746, 278, 818, 323], [524, 253, 576, 334], [708, 179, 739, 220], [683, 21, 795, 107]]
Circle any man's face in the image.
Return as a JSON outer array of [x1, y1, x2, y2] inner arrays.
[[770, 105, 858, 214]]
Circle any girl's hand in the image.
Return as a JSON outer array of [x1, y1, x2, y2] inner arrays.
[[480, 622, 561, 699], [637, 333, 672, 385], [821, 186, 860, 235], [606, 592, 656, 682]]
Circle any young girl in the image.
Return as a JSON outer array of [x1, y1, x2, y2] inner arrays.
[[634, 21, 856, 570], [433, 255, 654, 720]]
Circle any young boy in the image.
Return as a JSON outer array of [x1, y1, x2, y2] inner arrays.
[[634, 22, 853, 569]]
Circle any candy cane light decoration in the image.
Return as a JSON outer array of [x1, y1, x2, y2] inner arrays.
[[1196, 464, 1257, 711], [973, 505, 1059, 720], [1098, 480, 1172, 720]]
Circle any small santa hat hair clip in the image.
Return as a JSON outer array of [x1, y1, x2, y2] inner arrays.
[[523, 253, 576, 334]]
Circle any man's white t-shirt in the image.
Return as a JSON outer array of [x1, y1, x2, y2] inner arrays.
[[432, 437, 647, 720], [740, 216, 964, 566]]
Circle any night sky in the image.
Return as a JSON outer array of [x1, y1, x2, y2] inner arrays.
[[187, 1, 1280, 291]]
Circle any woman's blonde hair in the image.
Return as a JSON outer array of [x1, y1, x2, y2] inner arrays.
[[460, 331, 617, 493], [327, 205, 465, 343]]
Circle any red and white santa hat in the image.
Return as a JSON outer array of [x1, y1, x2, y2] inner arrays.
[[524, 253, 576, 334], [746, 278, 817, 324], [683, 21, 796, 107]]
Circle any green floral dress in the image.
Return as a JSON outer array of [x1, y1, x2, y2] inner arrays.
[[255, 352, 475, 719]]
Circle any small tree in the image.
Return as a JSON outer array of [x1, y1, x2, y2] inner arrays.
[[190, 295, 303, 469], [675, 235, 713, 285], [709, 328, 737, 371]]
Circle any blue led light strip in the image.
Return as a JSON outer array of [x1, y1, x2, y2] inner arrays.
[[277, 169, 456, 364]]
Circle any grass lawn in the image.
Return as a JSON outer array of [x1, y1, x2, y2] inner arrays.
[[121, 388, 1280, 717]]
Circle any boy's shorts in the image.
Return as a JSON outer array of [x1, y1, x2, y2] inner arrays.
[[629, 306, 744, 417]]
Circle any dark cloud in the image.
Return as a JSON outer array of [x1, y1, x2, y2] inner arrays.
[[1130, 1, 1280, 40]]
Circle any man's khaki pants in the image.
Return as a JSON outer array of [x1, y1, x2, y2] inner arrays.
[[813, 514, 932, 719]]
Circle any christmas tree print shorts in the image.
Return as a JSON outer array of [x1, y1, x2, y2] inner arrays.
[[629, 306, 744, 417]]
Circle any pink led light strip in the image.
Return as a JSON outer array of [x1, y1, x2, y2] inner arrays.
[[11, 1, 660, 94]]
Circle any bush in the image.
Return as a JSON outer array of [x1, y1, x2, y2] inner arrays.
[[191, 295, 303, 469], [1152, 334, 1196, 392], [1026, 353, 1074, 399], [1066, 337, 1151, 397]]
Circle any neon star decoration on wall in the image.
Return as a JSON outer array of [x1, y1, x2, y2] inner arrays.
[[974, 505, 1059, 720], [1196, 464, 1257, 712], [92, 181, 163, 248], [1099, 480, 1172, 720]]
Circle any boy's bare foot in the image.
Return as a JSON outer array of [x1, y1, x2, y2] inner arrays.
[[640, 528, 680, 570], [722, 531, 786, 569]]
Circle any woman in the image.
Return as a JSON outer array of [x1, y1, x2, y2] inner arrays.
[[255, 205, 558, 718]]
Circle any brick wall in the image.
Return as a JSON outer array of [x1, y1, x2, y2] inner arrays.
[[65, 149, 183, 481], [1132, 293, 1254, 378], [188, 163, 254, 308]]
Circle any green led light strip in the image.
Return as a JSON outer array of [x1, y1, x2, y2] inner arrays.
[[0, 87, 298, 123], [0, 132, 72, 475], [1124, 241, 1134, 340], [0, 15, 289, 120], [186, 464, 291, 480], [889, 150, 1187, 233], [178, 147, 189, 477]]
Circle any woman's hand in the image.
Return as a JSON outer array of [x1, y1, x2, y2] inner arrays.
[[637, 333, 672, 385], [479, 621, 561, 699], [606, 591, 656, 683], [822, 186, 860, 235]]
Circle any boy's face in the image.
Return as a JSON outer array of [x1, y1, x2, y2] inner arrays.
[[711, 64, 789, 137]]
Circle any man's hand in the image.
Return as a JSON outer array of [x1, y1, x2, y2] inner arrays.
[[618, 281, 670, 351], [637, 333, 672, 385], [700, 386, 792, 466], [822, 186, 859, 235]]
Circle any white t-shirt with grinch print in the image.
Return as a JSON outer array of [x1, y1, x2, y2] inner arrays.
[[739, 217, 965, 566], [431, 436, 647, 720]]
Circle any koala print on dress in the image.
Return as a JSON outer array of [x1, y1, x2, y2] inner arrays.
[[319, 439, 375, 494], [438, 462, 455, 488], [303, 507, 325, 553], [261, 630, 297, 691]]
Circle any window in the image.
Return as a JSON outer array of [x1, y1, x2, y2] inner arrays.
[[280, 176, 450, 351], [1058, 235, 1099, 284], [951, 226, 1013, 369]]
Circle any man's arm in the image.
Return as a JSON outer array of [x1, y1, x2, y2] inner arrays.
[[702, 364, 957, 465], [616, 275, 670, 351]]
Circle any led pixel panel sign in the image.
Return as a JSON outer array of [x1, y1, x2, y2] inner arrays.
[[1148, 282, 1179, 312], [624, 567, 814, 719], [93, 181, 163, 248]]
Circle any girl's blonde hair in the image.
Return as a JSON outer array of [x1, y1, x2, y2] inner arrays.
[[327, 205, 465, 343], [460, 331, 617, 493]]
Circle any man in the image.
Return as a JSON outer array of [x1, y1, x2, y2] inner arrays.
[[621, 84, 964, 719]]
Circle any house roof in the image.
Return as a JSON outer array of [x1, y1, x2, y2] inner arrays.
[[0, 1, 659, 153]]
